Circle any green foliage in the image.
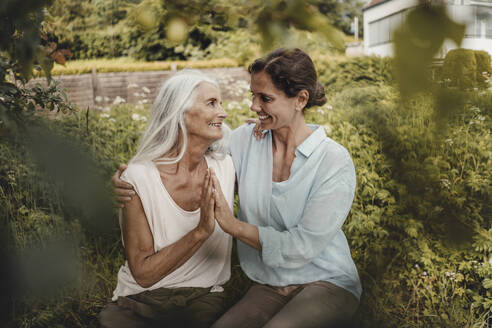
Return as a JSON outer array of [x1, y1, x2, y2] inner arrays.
[[442, 49, 492, 90], [474, 50, 492, 89], [442, 49, 478, 90], [315, 55, 393, 93], [47, 0, 350, 62]]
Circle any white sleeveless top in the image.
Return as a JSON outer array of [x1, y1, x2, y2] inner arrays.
[[112, 155, 235, 300]]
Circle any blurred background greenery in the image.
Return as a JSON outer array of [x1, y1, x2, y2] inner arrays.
[[0, 0, 491, 327]]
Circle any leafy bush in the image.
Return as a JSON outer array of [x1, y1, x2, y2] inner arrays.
[[442, 49, 492, 90], [474, 50, 492, 90], [315, 55, 394, 93]]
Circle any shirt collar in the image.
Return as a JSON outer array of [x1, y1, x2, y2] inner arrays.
[[296, 125, 326, 158]]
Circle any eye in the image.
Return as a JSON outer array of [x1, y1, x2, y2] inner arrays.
[[208, 99, 216, 106], [261, 95, 272, 102]]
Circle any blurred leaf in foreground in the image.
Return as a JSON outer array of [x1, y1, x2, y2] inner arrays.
[[393, 2, 465, 99]]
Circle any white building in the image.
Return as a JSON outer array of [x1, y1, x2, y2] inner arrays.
[[363, 0, 492, 57]]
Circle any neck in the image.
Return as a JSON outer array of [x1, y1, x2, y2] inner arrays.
[[160, 133, 211, 173], [272, 114, 312, 151]]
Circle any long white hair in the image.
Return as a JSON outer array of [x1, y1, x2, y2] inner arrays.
[[130, 69, 230, 165]]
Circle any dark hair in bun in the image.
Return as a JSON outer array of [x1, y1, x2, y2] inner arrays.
[[248, 48, 326, 110]]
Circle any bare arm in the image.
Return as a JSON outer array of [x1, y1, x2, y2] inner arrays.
[[124, 169, 215, 288], [211, 169, 261, 251]]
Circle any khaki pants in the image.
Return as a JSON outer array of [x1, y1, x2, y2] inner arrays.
[[99, 286, 231, 328], [212, 281, 359, 328]]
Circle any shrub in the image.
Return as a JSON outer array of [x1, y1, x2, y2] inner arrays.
[[315, 55, 394, 93], [474, 50, 492, 89], [442, 48, 492, 90]]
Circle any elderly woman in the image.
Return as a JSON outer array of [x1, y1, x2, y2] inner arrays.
[[114, 48, 361, 328], [100, 70, 235, 328]]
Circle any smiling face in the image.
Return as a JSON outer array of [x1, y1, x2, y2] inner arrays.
[[250, 71, 300, 130], [184, 82, 227, 143]]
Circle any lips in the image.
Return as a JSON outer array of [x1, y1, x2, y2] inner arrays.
[[208, 122, 222, 128]]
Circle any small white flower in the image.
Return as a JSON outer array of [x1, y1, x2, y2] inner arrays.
[[132, 113, 141, 121], [423, 271, 427, 276], [104, 96, 110, 102], [440, 179, 451, 189], [109, 118, 116, 122], [142, 87, 151, 94], [102, 106, 111, 112], [95, 96, 103, 103], [445, 272, 451, 277], [113, 96, 126, 105], [414, 264, 420, 269], [444, 138, 453, 145], [317, 108, 325, 114], [127, 83, 139, 89], [100, 113, 110, 118], [326, 104, 333, 110]]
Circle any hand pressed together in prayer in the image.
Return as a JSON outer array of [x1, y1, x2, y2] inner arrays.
[[197, 169, 216, 238], [210, 169, 236, 236]]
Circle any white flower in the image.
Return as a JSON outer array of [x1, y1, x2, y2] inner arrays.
[[102, 106, 111, 112], [104, 96, 110, 102], [440, 179, 451, 189], [317, 108, 325, 114], [132, 113, 141, 121], [326, 104, 333, 110], [100, 113, 110, 118], [142, 87, 151, 94], [127, 83, 139, 89], [113, 96, 126, 105], [0, 97, 4, 102], [95, 96, 103, 103], [423, 271, 427, 276], [109, 118, 116, 123], [414, 264, 420, 269]]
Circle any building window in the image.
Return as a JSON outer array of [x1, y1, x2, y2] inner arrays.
[[369, 10, 407, 47]]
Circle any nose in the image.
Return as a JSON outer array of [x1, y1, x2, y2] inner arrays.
[[217, 102, 227, 119], [250, 95, 260, 113]]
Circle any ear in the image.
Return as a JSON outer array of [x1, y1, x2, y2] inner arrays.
[[295, 89, 309, 112]]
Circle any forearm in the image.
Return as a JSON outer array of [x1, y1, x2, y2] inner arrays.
[[130, 228, 208, 288], [229, 216, 261, 251]]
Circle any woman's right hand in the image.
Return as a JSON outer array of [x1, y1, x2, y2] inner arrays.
[[111, 163, 136, 207], [246, 118, 266, 140], [196, 169, 215, 238]]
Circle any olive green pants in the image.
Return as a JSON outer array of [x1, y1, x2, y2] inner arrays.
[[99, 286, 231, 328]]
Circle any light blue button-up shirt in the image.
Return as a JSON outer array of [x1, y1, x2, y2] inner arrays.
[[230, 123, 362, 300]]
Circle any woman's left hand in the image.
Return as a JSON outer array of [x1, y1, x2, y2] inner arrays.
[[210, 169, 237, 236]]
